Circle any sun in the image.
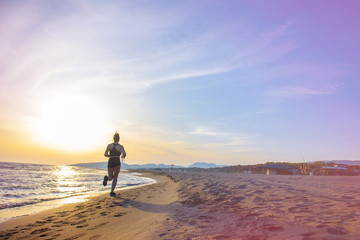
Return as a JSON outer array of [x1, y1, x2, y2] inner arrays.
[[30, 93, 111, 152]]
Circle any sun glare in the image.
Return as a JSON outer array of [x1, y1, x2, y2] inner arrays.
[[30, 93, 110, 152], [53, 165, 77, 179]]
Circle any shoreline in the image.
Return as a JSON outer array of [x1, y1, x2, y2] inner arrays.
[[0, 171, 156, 224], [0, 172, 176, 240], [1, 172, 360, 239]]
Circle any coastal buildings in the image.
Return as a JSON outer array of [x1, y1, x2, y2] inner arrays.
[[255, 164, 298, 175], [252, 162, 359, 176]]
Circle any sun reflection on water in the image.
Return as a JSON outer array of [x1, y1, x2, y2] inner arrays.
[[51, 166, 81, 200], [53, 166, 77, 180]]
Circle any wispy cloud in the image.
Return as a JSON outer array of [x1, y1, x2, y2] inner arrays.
[[0, 0, 301, 99], [189, 127, 255, 146], [267, 62, 346, 98], [270, 87, 330, 97]]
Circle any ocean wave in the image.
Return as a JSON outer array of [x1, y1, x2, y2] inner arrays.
[[0, 200, 41, 209], [0, 193, 89, 210], [0, 161, 154, 220]]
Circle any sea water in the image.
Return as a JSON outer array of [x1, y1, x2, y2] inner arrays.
[[0, 161, 155, 222]]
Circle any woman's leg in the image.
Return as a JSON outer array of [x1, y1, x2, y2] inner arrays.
[[110, 165, 121, 193], [108, 167, 114, 181]]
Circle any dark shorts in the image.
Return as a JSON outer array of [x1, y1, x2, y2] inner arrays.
[[108, 157, 121, 168]]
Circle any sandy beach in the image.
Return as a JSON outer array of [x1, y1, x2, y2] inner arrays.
[[1, 172, 360, 240]]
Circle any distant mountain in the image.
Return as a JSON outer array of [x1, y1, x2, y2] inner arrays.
[[320, 160, 360, 166], [188, 162, 227, 168], [124, 163, 185, 169], [71, 162, 185, 170]]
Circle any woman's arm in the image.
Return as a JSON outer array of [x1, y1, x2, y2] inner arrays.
[[104, 144, 111, 157], [121, 145, 126, 158]]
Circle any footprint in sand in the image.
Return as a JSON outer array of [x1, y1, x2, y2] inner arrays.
[[264, 225, 284, 232], [316, 224, 329, 229], [89, 234, 102, 240], [88, 222, 109, 230], [327, 227, 349, 235], [63, 233, 87, 240], [50, 233, 62, 238], [57, 211, 71, 217], [0, 231, 15, 239], [43, 216, 56, 222], [342, 195, 355, 200], [35, 220, 48, 224], [70, 220, 87, 226], [100, 211, 108, 216], [253, 196, 264, 202], [17, 235, 34, 240], [31, 228, 51, 235], [114, 212, 127, 217], [236, 184, 247, 189], [76, 224, 89, 228], [19, 226, 32, 231], [52, 220, 68, 227]]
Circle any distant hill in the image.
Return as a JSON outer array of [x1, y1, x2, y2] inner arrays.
[[188, 162, 227, 168], [71, 162, 185, 170], [320, 160, 360, 166], [126, 163, 185, 169], [71, 161, 226, 169]]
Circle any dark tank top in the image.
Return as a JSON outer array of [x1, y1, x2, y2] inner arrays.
[[110, 143, 121, 158]]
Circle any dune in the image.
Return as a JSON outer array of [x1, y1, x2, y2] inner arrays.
[[1, 172, 360, 239]]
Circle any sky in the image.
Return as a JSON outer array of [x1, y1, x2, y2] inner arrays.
[[0, 0, 359, 166]]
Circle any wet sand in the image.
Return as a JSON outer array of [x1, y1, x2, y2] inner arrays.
[[1, 172, 360, 240]]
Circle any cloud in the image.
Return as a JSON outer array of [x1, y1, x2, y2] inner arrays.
[[266, 62, 346, 98], [189, 127, 255, 146], [0, 0, 301, 100], [270, 87, 330, 97]]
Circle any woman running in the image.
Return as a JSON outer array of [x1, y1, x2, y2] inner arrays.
[[103, 132, 126, 196]]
